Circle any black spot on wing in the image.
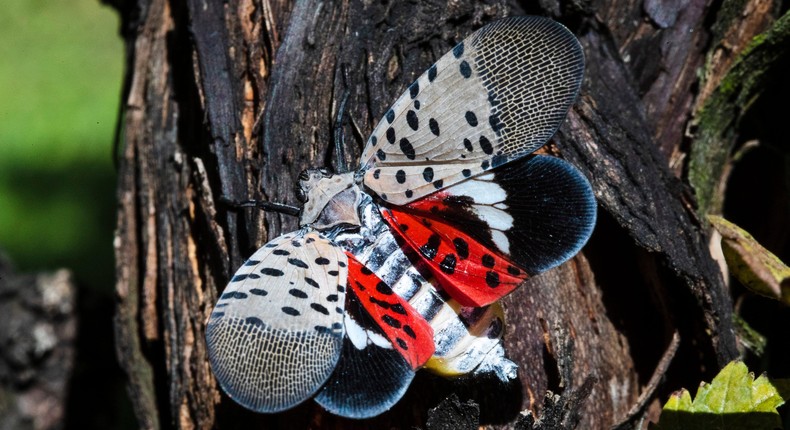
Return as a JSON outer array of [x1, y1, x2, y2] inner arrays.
[[272, 249, 290, 256], [220, 291, 248, 300], [386, 109, 395, 123], [428, 64, 437, 82], [376, 281, 393, 295], [245, 317, 264, 327], [465, 111, 478, 127], [304, 278, 320, 288], [422, 167, 434, 182], [479, 136, 493, 154], [311, 303, 330, 315], [382, 314, 401, 328], [315, 257, 331, 265], [453, 238, 469, 259], [463, 138, 473, 152], [386, 127, 396, 144], [406, 110, 418, 131], [249, 288, 268, 296], [409, 81, 419, 98], [453, 42, 464, 58], [244, 259, 260, 266], [429, 118, 440, 136], [288, 258, 309, 268], [485, 271, 500, 288], [395, 170, 406, 184], [440, 254, 456, 274], [420, 234, 441, 260], [482, 254, 495, 268], [261, 268, 284, 276], [282, 306, 300, 316], [400, 138, 416, 160], [396, 338, 408, 349], [289, 289, 308, 299], [459, 60, 471, 78]]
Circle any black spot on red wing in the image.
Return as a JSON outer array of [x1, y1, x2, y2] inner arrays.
[[507, 265, 521, 276], [396, 170, 406, 184], [420, 234, 441, 260], [382, 314, 402, 328], [386, 127, 396, 144], [459, 60, 471, 78], [433, 180, 443, 189], [304, 277, 320, 289], [406, 110, 418, 131], [289, 289, 308, 299], [486, 271, 500, 288], [440, 254, 457, 274], [272, 249, 290, 256], [311, 303, 330, 315], [403, 325, 416, 338], [370, 297, 391, 309], [429, 118, 440, 136], [428, 64, 437, 82], [360, 266, 373, 275], [390, 303, 407, 315], [453, 238, 469, 259], [400, 223, 409, 231], [479, 135, 493, 154], [482, 254, 495, 268], [376, 281, 393, 295], [221, 291, 248, 300], [386, 109, 395, 123], [373, 168, 381, 179], [453, 42, 464, 58], [396, 338, 408, 349], [249, 288, 268, 296], [422, 167, 434, 182], [261, 268, 284, 276], [282, 307, 300, 316], [287, 258, 309, 268], [465, 111, 478, 127], [409, 81, 419, 98], [400, 138, 416, 160], [463, 138, 473, 152], [315, 257, 331, 265]]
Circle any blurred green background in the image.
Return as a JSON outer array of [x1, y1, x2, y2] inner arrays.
[[0, 0, 132, 427], [0, 0, 120, 292]]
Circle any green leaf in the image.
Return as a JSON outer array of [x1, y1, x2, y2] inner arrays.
[[654, 362, 786, 429]]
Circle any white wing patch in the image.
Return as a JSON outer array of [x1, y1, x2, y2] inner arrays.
[[361, 16, 584, 205], [205, 231, 348, 413]]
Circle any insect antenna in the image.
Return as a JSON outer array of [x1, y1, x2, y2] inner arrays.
[[219, 197, 300, 217], [333, 64, 352, 174]]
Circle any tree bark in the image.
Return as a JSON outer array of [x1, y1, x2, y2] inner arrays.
[[112, 0, 788, 428]]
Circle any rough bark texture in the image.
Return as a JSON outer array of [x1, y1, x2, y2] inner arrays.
[[0, 257, 77, 430], [111, 0, 789, 428]]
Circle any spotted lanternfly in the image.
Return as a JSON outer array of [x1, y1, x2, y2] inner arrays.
[[206, 16, 597, 419]]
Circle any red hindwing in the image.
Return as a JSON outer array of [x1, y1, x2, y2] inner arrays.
[[345, 253, 435, 369], [381, 206, 528, 307]]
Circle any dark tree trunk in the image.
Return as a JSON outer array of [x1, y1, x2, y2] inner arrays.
[[111, 0, 789, 428]]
